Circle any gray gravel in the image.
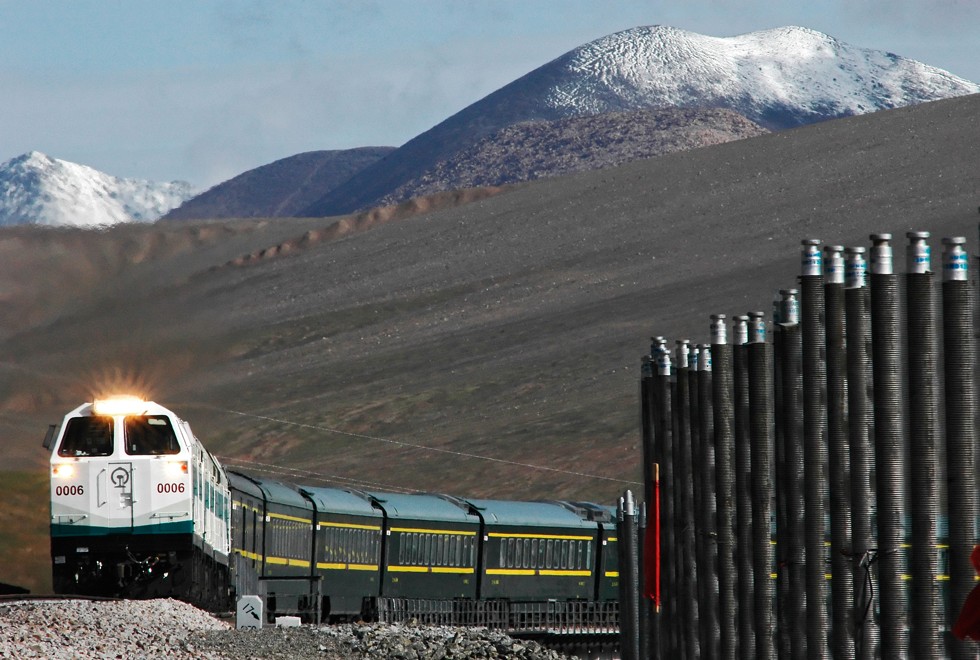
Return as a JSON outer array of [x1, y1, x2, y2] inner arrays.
[[0, 599, 578, 659]]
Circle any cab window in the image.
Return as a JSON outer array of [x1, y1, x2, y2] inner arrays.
[[125, 415, 180, 455], [58, 417, 114, 457]]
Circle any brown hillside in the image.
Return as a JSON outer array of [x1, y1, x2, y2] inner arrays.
[[3, 93, 979, 590]]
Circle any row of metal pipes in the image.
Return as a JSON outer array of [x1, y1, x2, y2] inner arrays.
[[619, 232, 979, 659]]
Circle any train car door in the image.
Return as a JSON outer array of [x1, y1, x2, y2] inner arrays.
[[107, 461, 134, 529]]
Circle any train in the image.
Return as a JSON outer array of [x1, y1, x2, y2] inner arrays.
[[45, 396, 621, 628]]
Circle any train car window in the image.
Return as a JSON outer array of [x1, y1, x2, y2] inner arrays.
[[124, 415, 180, 455], [58, 416, 114, 457]]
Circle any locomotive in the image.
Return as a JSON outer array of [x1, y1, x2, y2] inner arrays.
[[46, 398, 621, 627]]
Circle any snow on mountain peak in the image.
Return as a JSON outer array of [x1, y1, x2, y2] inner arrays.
[[541, 25, 980, 127], [0, 152, 195, 228]]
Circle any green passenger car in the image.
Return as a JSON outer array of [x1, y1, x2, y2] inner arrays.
[[368, 492, 481, 600]]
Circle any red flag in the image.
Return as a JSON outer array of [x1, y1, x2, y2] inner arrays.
[[643, 463, 660, 609], [952, 545, 980, 641]]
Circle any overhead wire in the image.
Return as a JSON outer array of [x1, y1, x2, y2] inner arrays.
[[203, 405, 640, 486]]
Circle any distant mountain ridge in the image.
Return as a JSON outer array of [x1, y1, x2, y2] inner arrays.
[[379, 107, 767, 205], [0, 152, 193, 227], [302, 25, 979, 216], [162, 148, 394, 221]]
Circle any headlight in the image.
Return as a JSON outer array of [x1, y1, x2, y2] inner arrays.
[[164, 461, 188, 477], [92, 395, 147, 416], [52, 464, 75, 479]]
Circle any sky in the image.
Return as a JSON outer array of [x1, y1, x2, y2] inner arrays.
[[1, 1, 977, 190]]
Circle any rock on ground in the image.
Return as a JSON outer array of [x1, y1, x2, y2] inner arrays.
[[0, 599, 578, 659]]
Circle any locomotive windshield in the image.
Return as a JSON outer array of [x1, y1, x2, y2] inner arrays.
[[125, 415, 180, 455], [58, 416, 114, 457]]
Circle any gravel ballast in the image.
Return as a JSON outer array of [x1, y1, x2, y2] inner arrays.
[[0, 599, 578, 659]]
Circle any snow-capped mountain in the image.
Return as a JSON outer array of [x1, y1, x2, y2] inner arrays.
[[538, 25, 980, 127], [0, 151, 194, 227], [303, 25, 980, 216]]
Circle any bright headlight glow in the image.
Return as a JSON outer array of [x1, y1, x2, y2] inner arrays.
[[92, 395, 147, 416], [164, 461, 188, 477], [52, 464, 75, 479]]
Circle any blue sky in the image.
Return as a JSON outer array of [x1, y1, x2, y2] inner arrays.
[[1, 1, 976, 188]]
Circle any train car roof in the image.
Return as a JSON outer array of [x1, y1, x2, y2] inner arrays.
[[463, 498, 598, 530], [299, 486, 382, 519], [227, 471, 267, 500], [227, 471, 312, 511], [367, 491, 479, 524]]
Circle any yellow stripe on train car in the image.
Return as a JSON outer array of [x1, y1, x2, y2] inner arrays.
[[487, 532, 593, 541], [389, 527, 477, 536], [266, 556, 310, 567], [268, 512, 312, 524], [316, 562, 380, 571], [539, 570, 592, 577], [487, 569, 536, 576], [318, 521, 382, 531]]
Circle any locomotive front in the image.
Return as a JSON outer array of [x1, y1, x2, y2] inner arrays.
[[47, 396, 230, 604]]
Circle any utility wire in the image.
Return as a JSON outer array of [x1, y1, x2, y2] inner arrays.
[[206, 405, 640, 486]]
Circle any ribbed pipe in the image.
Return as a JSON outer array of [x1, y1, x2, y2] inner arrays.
[[671, 373, 689, 660], [800, 239, 829, 660], [941, 236, 978, 660], [639, 357, 656, 660], [712, 316, 738, 660], [844, 247, 878, 660], [619, 491, 641, 660], [780, 316, 808, 660], [869, 234, 909, 658], [699, 345, 720, 660], [688, 347, 709, 657], [773, 292, 791, 660], [824, 245, 855, 660], [747, 314, 775, 660], [656, 352, 678, 657], [732, 318, 756, 660], [675, 342, 701, 658], [905, 232, 942, 659]]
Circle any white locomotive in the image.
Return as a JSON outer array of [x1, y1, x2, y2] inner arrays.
[[46, 396, 231, 608]]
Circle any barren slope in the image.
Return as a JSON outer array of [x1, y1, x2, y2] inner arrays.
[[1, 95, 977, 551]]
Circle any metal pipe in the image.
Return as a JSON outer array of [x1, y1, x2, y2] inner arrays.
[[712, 316, 738, 660], [619, 491, 641, 660], [732, 315, 756, 660], [657, 349, 678, 657], [780, 288, 808, 660], [675, 340, 700, 658], [869, 233, 909, 658], [904, 231, 942, 658], [773, 291, 792, 660], [844, 246, 878, 660], [800, 239, 829, 660], [748, 311, 776, 660], [824, 244, 855, 659], [688, 344, 710, 657], [699, 343, 720, 660], [941, 236, 978, 660]]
